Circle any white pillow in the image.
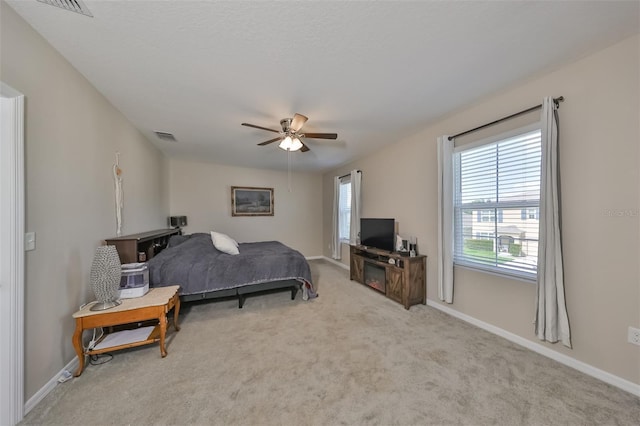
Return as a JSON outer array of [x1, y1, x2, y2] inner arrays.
[[210, 231, 238, 247], [210, 231, 239, 255]]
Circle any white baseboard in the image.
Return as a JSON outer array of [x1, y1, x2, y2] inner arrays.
[[320, 256, 350, 270], [426, 300, 640, 397], [25, 357, 79, 415], [304, 255, 350, 270]]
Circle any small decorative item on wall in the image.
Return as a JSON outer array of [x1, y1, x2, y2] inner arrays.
[[231, 186, 274, 216], [113, 152, 123, 236]]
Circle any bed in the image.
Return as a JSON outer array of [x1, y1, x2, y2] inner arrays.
[[147, 233, 314, 308]]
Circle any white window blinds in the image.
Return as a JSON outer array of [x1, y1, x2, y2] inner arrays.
[[338, 177, 351, 240], [453, 127, 541, 280]]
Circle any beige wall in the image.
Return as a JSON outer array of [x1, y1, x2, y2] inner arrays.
[[1, 4, 168, 400], [323, 35, 640, 385], [169, 159, 323, 257]]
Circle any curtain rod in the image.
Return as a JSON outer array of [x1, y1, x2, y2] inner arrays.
[[339, 170, 361, 179], [448, 96, 564, 141]]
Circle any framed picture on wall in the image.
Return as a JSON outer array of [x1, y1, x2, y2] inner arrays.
[[231, 186, 274, 216]]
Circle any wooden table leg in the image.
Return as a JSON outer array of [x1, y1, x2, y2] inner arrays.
[[173, 295, 181, 332], [72, 320, 85, 377], [159, 310, 167, 357]]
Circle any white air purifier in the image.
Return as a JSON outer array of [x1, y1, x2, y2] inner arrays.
[[118, 263, 149, 299]]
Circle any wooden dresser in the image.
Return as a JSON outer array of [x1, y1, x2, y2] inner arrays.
[[105, 228, 181, 264]]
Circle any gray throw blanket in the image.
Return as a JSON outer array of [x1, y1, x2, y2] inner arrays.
[[148, 233, 313, 297]]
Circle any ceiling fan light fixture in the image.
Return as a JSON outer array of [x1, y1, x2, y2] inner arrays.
[[279, 136, 303, 152], [279, 136, 293, 151], [243, 113, 336, 153], [290, 137, 303, 151]]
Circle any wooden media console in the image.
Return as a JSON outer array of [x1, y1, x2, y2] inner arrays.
[[350, 245, 426, 310]]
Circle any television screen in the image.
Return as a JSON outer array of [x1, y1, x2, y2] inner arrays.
[[360, 218, 395, 252]]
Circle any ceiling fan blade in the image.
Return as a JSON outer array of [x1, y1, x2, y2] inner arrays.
[[303, 132, 338, 139], [257, 137, 282, 146], [290, 113, 308, 132], [300, 141, 310, 152], [242, 123, 280, 133]]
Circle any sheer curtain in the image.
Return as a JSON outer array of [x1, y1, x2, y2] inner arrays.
[[437, 136, 454, 303], [536, 97, 571, 347], [349, 170, 362, 244], [331, 176, 341, 259]]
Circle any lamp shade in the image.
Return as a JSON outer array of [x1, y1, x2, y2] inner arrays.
[[279, 136, 303, 152], [89, 245, 122, 311], [279, 136, 293, 150], [290, 137, 303, 151]]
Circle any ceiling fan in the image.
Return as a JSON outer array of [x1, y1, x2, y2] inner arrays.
[[241, 113, 337, 152]]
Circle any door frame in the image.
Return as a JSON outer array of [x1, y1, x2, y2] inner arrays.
[[1, 82, 25, 425]]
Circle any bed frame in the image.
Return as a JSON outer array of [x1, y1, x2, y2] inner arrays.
[[180, 279, 301, 308], [150, 234, 305, 309]]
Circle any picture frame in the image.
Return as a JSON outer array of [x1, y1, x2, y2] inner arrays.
[[231, 186, 274, 216]]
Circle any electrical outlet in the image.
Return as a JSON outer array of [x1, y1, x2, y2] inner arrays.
[[628, 327, 640, 346]]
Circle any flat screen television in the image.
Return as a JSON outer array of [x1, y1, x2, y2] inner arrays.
[[360, 218, 395, 252]]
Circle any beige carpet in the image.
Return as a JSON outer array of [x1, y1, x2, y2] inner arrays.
[[22, 260, 640, 425]]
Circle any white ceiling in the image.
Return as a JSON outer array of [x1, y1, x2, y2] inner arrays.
[[6, 0, 639, 172]]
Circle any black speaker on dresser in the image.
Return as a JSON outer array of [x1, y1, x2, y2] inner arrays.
[[169, 216, 187, 228]]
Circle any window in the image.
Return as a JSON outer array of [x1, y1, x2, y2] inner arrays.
[[453, 127, 541, 280], [521, 208, 539, 220], [478, 210, 497, 222], [338, 177, 351, 241]]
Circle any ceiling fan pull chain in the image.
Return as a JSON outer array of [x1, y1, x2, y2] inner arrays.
[[288, 149, 292, 192]]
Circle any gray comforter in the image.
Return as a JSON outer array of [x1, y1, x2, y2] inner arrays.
[[148, 233, 312, 296]]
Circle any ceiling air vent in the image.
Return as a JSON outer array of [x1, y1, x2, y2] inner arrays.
[[155, 132, 177, 142], [37, 0, 93, 17]]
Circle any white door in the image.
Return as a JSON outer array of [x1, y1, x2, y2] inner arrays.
[[0, 83, 25, 426]]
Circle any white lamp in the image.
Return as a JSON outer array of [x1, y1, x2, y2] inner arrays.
[[279, 136, 293, 150], [89, 245, 122, 311], [279, 135, 303, 152], [290, 137, 303, 151]]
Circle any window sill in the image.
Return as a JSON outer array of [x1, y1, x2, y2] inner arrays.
[[453, 262, 536, 284]]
